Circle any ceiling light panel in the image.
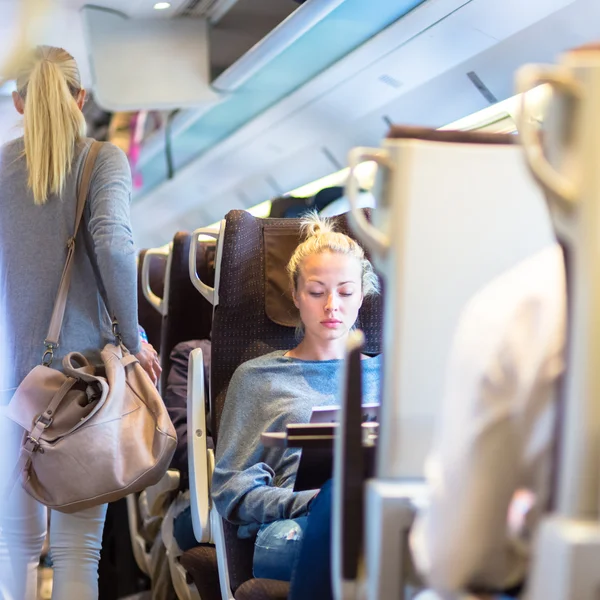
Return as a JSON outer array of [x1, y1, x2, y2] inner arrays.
[[174, 0, 240, 21]]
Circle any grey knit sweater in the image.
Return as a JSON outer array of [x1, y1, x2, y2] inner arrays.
[[0, 137, 141, 397], [212, 350, 382, 538]]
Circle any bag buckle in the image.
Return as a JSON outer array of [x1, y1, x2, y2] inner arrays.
[[25, 435, 44, 453], [35, 414, 53, 429], [112, 320, 123, 345], [41, 341, 58, 367]]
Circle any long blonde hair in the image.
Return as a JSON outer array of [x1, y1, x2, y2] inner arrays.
[[16, 46, 86, 205], [287, 211, 380, 297]]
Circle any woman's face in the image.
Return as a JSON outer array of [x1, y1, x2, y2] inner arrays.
[[293, 251, 364, 345]]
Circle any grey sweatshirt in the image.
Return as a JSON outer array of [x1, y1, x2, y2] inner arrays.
[[212, 350, 382, 538], [0, 137, 140, 396]]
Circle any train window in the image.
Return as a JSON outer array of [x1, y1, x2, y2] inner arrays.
[[233, 87, 552, 223]]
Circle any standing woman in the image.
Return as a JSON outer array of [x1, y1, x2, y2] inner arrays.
[[0, 46, 159, 599]]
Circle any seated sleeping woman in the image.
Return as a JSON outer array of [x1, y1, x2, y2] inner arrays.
[[211, 212, 382, 584]]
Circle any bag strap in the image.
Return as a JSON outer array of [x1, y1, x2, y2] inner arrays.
[[43, 141, 103, 363]]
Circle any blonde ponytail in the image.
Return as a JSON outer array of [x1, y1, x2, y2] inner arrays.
[[16, 46, 86, 205], [287, 210, 380, 297]]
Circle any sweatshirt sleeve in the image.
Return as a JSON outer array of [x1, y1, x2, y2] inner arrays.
[[86, 143, 141, 354], [212, 365, 316, 527]]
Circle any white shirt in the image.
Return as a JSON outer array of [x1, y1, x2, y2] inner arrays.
[[410, 244, 566, 594]]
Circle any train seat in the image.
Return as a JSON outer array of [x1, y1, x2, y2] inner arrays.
[[132, 231, 217, 599], [335, 125, 557, 598], [158, 231, 216, 600], [100, 249, 167, 587], [112, 248, 169, 582], [142, 231, 216, 391], [182, 209, 382, 600], [180, 545, 222, 599], [141, 233, 215, 387]]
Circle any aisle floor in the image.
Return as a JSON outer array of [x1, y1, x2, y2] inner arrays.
[[37, 568, 52, 600], [36, 567, 151, 600]]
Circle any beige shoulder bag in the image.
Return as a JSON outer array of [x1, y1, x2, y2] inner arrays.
[[5, 141, 177, 513]]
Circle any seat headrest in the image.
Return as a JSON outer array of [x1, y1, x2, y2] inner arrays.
[[263, 225, 303, 327], [386, 124, 515, 144], [261, 212, 381, 328]]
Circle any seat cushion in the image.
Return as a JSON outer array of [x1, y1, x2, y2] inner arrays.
[[180, 545, 221, 600], [234, 578, 290, 600]]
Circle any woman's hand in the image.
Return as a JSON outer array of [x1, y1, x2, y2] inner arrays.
[[508, 489, 536, 536], [135, 341, 162, 386]]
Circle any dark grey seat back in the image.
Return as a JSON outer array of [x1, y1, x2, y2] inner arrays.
[[159, 231, 215, 390]]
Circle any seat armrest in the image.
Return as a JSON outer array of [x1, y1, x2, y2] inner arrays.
[[141, 245, 171, 316], [364, 480, 424, 600], [332, 331, 367, 600], [189, 226, 221, 305], [188, 347, 212, 543], [212, 509, 235, 600]]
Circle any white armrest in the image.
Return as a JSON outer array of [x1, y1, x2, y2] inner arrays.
[[189, 226, 220, 305], [212, 509, 235, 600], [141, 245, 171, 316], [364, 480, 423, 600], [187, 347, 212, 543]]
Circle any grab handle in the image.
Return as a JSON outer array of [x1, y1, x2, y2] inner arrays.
[[189, 226, 220, 305], [141, 246, 170, 316], [346, 147, 392, 259], [516, 64, 581, 211]]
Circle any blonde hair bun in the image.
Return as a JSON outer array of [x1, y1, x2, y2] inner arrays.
[[287, 210, 380, 298], [299, 211, 336, 238]]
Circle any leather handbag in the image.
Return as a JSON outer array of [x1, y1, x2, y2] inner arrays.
[[5, 141, 177, 513]]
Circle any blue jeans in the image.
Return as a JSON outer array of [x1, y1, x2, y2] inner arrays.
[[287, 479, 518, 600], [253, 516, 309, 581]]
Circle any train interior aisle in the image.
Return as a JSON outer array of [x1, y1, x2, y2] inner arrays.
[[2, 0, 600, 599], [37, 568, 51, 600]]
